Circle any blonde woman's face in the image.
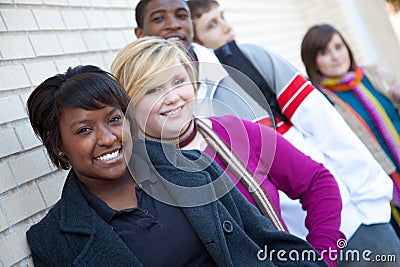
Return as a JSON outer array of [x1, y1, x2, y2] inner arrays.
[[316, 33, 351, 78], [135, 63, 195, 139]]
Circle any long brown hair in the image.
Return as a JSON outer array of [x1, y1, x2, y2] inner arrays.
[[301, 24, 356, 85]]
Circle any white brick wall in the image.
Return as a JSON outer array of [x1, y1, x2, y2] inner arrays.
[[1, 0, 399, 266], [0, 1, 137, 265]]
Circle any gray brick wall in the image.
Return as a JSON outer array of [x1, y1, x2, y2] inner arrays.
[[0, 0, 136, 265]]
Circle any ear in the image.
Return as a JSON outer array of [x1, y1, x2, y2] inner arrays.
[[135, 27, 144, 38]]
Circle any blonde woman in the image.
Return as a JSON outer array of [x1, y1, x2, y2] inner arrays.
[[111, 36, 343, 267]]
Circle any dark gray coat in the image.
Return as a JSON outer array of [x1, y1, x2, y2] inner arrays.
[[26, 140, 327, 266]]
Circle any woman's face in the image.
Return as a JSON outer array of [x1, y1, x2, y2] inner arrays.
[[193, 5, 236, 49], [134, 63, 195, 139], [316, 33, 351, 78], [59, 105, 130, 184]]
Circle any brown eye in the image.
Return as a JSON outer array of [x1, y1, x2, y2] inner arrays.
[[77, 127, 91, 135]]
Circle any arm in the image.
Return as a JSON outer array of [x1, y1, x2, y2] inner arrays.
[[222, 171, 328, 266], [265, 126, 343, 267], [210, 116, 342, 266], [241, 118, 343, 267]]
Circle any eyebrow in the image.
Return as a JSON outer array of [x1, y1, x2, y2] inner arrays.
[[148, 7, 189, 18], [70, 107, 118, 128]]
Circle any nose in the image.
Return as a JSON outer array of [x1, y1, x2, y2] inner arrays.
[[223, 21, 233, 33], [96, 126, 117, 146], [165, 15, 181, 30], [330, 50, 340, 60], [164, 88, 180, 104]]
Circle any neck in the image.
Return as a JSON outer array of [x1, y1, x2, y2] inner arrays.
[[141, 119, 197, 148], [82, 170, 138, 209]]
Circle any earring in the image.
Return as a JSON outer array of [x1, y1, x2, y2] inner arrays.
[[58, 151, 63, 156]]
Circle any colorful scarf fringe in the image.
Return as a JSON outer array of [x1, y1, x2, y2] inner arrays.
[[322, 67, 400, 209], [321, 67, 400, 168]]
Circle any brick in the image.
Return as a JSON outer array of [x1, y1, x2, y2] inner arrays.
[[1, 9, 38, 31], [0, 223, 31, 266], [108, 0, 130, 8], [122, 29, 136, 43], [89, 0, 110, 7], [103, 51, 118, 71], [61, 9, 89, 30], [0, 64, 31, 91], [82, 31, 108, 51], [80, 54, 107, 70], [122, 10, 135, 27], [0, 15, 6, 32], [0, 209, 8, 232], [68, 0, 91, 6], [85, 10, 109, 29], [0, 161, 16, 194], [1, 185, 46, 225], [0, 35, 35, 60], [38, 170, 67, 207], [25, 61, 58, 86], [105, 10, 128, 28], [9, 150, 52, 185], [105, 30, 127, 50], [20, 92, 32, 108], [0, 95, 27, 125], [14, 0, 42, 3], [0, 128, 22, 159], [58, 32, 87, 54], [15, 123, 42, 150], [30, 34, 63, 57], [54, 58, 82, 73], [33, 9, 65, 30], [43, 0, 68, 5]]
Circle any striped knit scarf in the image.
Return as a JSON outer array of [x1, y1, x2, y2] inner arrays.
[[321, 67, 400, 169]]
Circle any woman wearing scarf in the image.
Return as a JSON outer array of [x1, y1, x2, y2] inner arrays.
[[301, 23, 400, 260]]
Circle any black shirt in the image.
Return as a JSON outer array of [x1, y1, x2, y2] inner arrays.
[[78, 167, 217, 267]]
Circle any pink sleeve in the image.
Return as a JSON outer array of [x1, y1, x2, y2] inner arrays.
[[210, 116, 344, 266], [261, 124, 344, 267]]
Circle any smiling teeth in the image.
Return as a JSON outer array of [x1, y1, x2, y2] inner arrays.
[[96, 150, 119, 161], [165, 107, 181, 116]]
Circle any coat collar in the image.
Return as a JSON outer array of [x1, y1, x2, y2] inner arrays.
[[132, 139, 234, 265]]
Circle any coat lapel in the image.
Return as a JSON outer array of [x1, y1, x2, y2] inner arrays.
[[59, 171, 142, 266], [132, 139, 233, 266]]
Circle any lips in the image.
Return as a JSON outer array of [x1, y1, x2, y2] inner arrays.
[[161, 105, 183, 116]]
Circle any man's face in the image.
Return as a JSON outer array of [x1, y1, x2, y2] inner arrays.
[[135, 0, 194, 50], [193, 4, 235, 50]]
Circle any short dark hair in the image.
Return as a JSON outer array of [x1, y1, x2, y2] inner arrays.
[[27, 65, 133, 170], [135, 0, 152, 28], [301, 24, 356, 85], [187, 0, 219, 20]]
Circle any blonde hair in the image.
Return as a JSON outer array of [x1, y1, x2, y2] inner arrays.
[[111, 36, 197, 104]]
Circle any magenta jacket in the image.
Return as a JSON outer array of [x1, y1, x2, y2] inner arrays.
[[204, 115, 344, 267]]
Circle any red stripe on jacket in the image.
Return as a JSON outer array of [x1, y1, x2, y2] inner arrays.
[[278, 74, 314, 120]]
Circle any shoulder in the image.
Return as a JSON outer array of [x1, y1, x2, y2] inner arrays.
[[191, 43, 221, 64], [210, 115, 273, 133], [26, 201, 62, 249], [238, 43, 273, 58]]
